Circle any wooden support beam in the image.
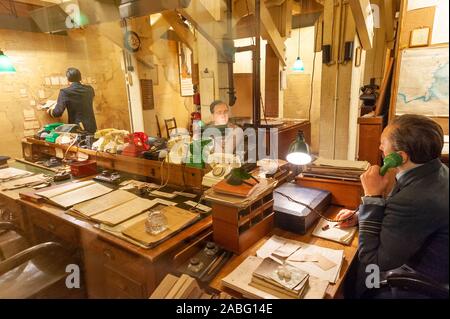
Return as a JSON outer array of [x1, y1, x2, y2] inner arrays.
[[383, 0, 396, 48], [162, 11, 196, 51], [348, 0, 374, 50], [280, 0, 293, 38], [179, 1, 229, 61], [247, 0, 287, 66], [264, 43, 280, 117]]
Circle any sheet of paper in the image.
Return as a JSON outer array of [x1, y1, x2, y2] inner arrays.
[[312, 218, 357, 245], [431, 0, 449, 44], [407, 0, 438, 11], [23, 109, 36, 120], [256, 236, 285, 259], [150, 190, 177, 198], [273, 242, 301, 258], [49, 182, 113, 208], [286, 242, 343, 283], [50, 76, 60, 86], [0, 167, 32, 182], [71, 189, 136, 217], [36, 180, 95, 199], [184, 200, 212, 212]]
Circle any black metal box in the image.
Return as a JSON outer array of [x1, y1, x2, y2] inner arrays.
[[273, 183, 332, 234]]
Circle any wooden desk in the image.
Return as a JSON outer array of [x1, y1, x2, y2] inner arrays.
[[0, 163, 213, 298], [209, 205, 358, 299]]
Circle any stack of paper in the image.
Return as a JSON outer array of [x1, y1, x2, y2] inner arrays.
[[303, 157, 370, 181], [35, 180, 113, 209], [256, 235, 344, 283], [312, 218, 357, 245]]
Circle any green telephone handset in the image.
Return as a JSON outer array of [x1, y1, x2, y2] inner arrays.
[[380, 152, 403, 176]]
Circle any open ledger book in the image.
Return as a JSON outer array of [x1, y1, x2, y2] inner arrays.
[[70, 189, 156, 226], [35, 180, 113, 209]]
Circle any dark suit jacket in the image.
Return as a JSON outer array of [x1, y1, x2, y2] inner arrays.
[[52, 82, 97, 133], [357, 158, 449, 295]]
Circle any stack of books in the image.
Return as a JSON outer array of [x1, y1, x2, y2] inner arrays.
[[249, 257, 309, 299], [302, 157, 370, 181]]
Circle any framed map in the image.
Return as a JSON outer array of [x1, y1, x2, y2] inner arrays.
[[395, 47, 449, 117]]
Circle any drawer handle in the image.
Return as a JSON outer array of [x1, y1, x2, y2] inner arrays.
[[103, 249, 115, 260], [48, 223, 56, 231]]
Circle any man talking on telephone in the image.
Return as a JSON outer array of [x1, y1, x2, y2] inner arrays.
[[338, 114, 448, 298], [47, 67, 97, 133]]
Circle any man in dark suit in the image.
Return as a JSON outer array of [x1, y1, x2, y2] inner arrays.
[[48, 67, 97, 133], [338, 114, 448, 298]]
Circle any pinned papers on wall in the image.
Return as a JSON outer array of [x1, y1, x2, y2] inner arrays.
[[38, 89, 45, 99], [50, 76, 60, 86], [20, 88, 27, 97], [29, 100, 36, 106], [24, 120, 40, 130], [23, 109, 36, 121], [45, 77, 52, 86]]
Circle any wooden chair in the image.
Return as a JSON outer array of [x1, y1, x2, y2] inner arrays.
[[0, 222, 29, 261], [164, 117, 178, 138], [0, 222, 79, 298]]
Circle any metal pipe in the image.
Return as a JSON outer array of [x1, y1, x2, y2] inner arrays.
[[253, 0, 261, 127], [226, 0, 236, 106]]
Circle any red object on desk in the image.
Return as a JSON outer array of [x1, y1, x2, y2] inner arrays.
[[70, 160, 97, 177]]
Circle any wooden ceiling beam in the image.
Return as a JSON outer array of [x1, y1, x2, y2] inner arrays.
[[161, 11, 196, 52]]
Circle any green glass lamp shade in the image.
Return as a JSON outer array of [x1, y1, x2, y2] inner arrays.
[[286, 131, 311, 165], [292, 57, 305, 72], [0, 51, 16, 73]]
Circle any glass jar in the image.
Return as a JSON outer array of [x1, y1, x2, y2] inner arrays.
[[145, 209, 168, 235]]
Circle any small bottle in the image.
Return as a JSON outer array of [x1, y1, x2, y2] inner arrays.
[[145, 209, 168, 235], [187, 257, 204, 273]]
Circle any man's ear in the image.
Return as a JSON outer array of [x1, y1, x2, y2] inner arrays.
[[397, 151, 409, 164]]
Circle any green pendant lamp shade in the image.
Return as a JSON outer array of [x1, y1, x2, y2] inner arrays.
[[286, 130, 312, 165], [0, 50, 16, 74], [292, 29, 304, 72]]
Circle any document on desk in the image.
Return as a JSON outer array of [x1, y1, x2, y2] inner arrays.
[[0, 167, 32, 182], [36, 181, 113, 209], [256, 235, 344, 283], [0, 174, 48, 190], [312, 219, 357, 245]]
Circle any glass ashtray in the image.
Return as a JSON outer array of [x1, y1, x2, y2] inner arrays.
[[145, 209, 168, 235]]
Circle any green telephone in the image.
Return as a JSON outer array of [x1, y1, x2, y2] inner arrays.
[[380, 152, 403, 176]]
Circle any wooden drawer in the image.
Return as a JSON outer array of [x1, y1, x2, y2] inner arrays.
[[0, 198, 25, 230], [83, 235, 144, 277], [104, 264, 145, 298], [28, 209, 78, 246]]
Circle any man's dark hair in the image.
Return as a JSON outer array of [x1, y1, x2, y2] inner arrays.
[[209, 100, 228, 114], [390, 114, 444, 164], [66, 67, 82, 82]]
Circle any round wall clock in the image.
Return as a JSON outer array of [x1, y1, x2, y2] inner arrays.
[[124, 31, 141, 52]]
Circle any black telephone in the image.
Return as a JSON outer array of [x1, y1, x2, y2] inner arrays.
[[94, 170, 121, 184]]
